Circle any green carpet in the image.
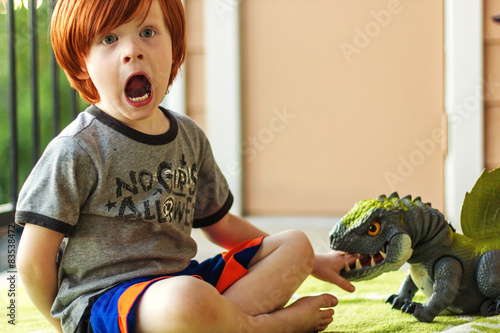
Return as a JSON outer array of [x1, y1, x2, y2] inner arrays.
[[2, 270, 499, 332], [295, 270, 500, 333]]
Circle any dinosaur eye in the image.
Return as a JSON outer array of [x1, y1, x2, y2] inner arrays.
[[367, 221, 381, 236]]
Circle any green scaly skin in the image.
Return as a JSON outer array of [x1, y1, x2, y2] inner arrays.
[[329, 193, 500, 323]]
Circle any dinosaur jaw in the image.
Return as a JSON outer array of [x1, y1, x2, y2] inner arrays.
[[343, 246, 387, 272], [339, 233, 413, 282]]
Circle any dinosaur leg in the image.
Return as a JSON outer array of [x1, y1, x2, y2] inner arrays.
[[477, 251, 500, 317], [476, 250, 500, 298], [386, 272, 418, 310], [403, 257, 463, 323]]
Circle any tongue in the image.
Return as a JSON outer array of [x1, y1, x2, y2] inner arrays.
[[125, 76, 149, 98]]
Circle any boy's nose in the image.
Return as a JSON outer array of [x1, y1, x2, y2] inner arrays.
[[122, 41, 144, 64], [123, 53, 144, 63]]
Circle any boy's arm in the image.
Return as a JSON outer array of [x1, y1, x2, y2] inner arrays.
[[201, 213, 269, 249], [17, 224, 65, 332], [202, 213, 356, 292]]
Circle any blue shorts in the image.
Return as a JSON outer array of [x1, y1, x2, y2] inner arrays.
[[77, 237, 264, 333]]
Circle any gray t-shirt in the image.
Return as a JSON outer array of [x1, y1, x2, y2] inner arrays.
[[16, 105, 232, 333]]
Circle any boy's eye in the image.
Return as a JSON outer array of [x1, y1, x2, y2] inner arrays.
[[140, 29, 155, 38], [102, 35, 117, 45]]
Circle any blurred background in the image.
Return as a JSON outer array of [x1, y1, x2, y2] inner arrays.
[[1, 0, 499, 246]]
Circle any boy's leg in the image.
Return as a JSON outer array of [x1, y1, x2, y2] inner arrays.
[[135, 229, 338, 332], [135, 275, 337, 333], [223, 229, 315, 315]]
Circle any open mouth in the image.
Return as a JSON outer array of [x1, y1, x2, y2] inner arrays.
[[342, 242, 388, 273], [125, 74, 152, 103], [334, 233, 412, 281]]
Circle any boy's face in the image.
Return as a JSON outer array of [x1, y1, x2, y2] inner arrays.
[[85, 0, 172, 126]]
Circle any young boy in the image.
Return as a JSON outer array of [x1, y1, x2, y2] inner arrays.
[[16, 1, 356, 332]]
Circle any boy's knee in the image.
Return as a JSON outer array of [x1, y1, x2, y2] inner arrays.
[[285, 229, 314, 255], [136, 276, 224, 332], [281, 229, 315, 272]]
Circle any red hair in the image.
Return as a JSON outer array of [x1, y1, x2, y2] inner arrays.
[[51, 0, 186, 104]]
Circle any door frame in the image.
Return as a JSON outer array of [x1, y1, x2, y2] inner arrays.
[[204, 0, 243, 214], [444, 0, 484, 227]]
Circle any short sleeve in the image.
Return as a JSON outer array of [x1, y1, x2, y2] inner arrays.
[[191, 133, 233, 228], [15, 137, 97, 236]]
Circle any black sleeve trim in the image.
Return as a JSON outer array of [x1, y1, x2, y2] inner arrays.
[[193, 192, 234, 228], [15, 211, 74, 236]]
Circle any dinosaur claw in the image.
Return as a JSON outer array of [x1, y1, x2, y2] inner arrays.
[[387, 294, 403, 309], [481, 299, 500, 316], [386, 294, 418, 313], [402, 303, 416, 314]]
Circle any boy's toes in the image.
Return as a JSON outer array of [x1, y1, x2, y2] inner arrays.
[[317, 293, 338, 308], [320, 310, 334, 324], [317, 317, 333, 332]]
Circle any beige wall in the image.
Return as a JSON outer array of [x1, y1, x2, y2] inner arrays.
[[484, 0, 500, 171], [185, 0, 447, 216], [241, 0, 445, 216]]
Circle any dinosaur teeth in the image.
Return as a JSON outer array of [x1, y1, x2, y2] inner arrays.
[[355, 258, 362, 270], [344, 252, 385, 271]]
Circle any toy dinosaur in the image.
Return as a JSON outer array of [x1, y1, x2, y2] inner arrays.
[[329, 168, 500, 322]]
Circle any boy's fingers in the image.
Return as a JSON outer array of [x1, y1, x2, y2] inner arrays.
[[330, 274, 355, 293], [344, 253, 358, 264]]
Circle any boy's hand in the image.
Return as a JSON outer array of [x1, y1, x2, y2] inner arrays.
[[311, 251, 357, 293]]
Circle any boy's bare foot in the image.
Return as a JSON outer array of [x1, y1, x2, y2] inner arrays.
[[273, 293, 338, 333]]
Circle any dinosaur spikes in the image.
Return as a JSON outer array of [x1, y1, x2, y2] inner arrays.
[[425, 202, 432, 207], [377, 194, 388, 201], [414, 196, 422, 202], [389, 192, 400, 199], [402, 195, 412, 201]]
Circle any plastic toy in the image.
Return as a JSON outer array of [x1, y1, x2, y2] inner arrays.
[[329, 168, 500, 322]]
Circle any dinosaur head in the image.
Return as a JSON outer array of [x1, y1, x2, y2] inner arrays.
[[330, 194, 413, 281]]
